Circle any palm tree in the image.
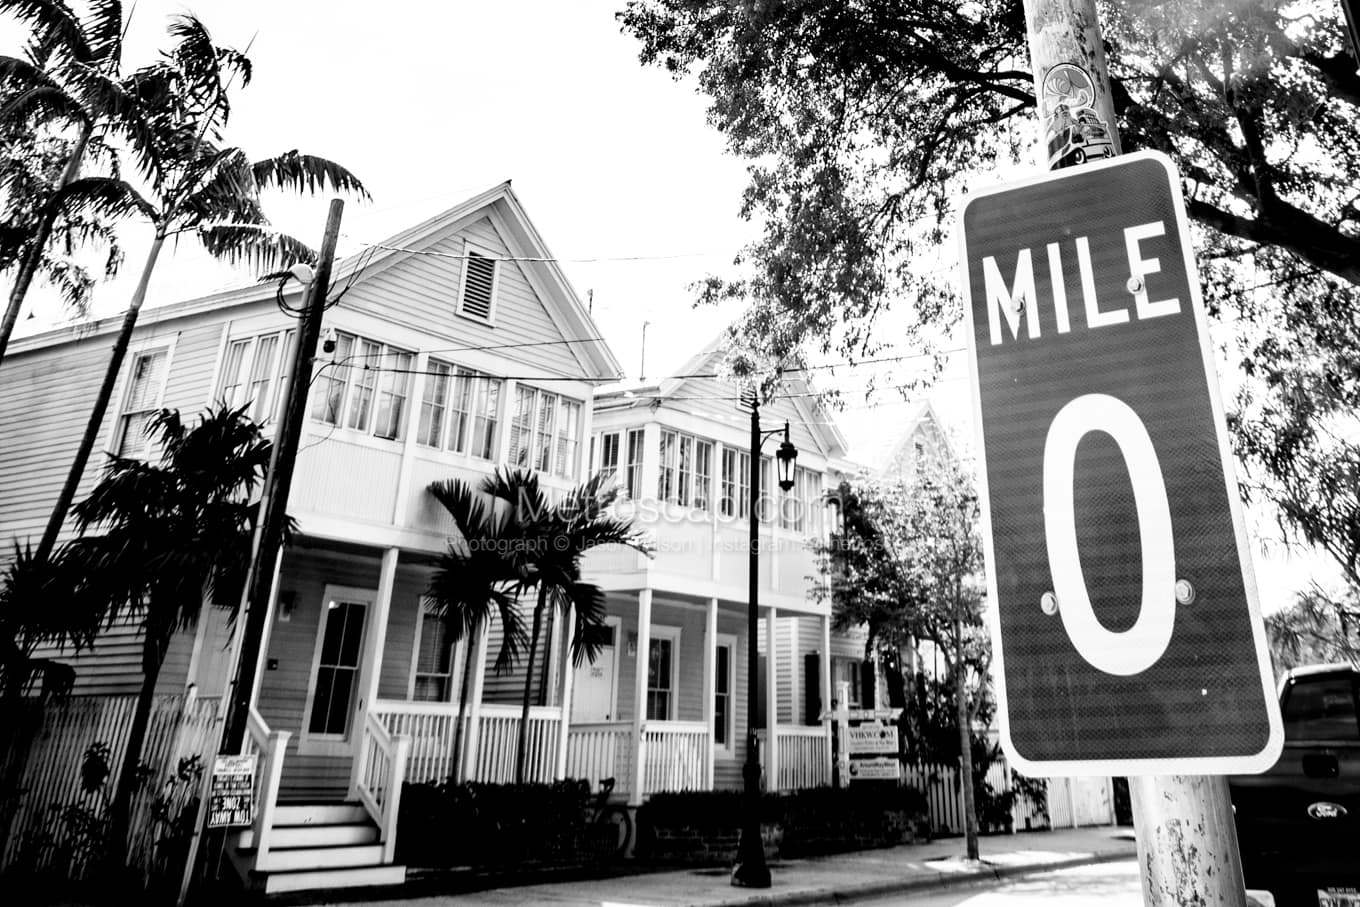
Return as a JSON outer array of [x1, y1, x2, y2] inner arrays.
[[426, 478, 529, 782], [0, 0, 153, 362], [66, 403, 279, 872], [33, 13, 370, 566], [481, 468, 651, 784]]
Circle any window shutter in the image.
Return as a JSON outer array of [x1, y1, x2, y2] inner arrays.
[[804, 652, 821, 725], [460, 251, 496, 319]]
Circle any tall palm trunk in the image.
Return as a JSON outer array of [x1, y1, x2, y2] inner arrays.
[[36, 232, 166, 564], [954, 606, 980, 860], [451, 620, 481, 783], [107, 624, 169, 875], [0, 123, 93, 367], [515, 586, 548, 784]]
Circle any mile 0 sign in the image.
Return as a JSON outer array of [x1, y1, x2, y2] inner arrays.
[[960, 151, 1282, 777]]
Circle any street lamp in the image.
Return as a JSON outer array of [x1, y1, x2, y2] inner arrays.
[[732, 401, 796, 889]]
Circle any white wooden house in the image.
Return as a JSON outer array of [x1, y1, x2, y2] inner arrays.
[[571, 338, 869, 805], [0, 183, 622, 893]]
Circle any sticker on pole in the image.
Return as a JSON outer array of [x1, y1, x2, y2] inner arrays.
[[959, 151, 1283, 777]]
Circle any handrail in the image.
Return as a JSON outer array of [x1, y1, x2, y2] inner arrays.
[[355, 709, 410, 864], [244, 707, 290, 865], [643, 720, 708, 734]]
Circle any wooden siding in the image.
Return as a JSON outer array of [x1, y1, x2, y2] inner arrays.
[[479, 598, 555, 706], [336, 217, 581, 377]]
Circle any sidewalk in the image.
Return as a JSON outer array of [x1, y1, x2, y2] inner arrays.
[[342, 827, 1138, 907]]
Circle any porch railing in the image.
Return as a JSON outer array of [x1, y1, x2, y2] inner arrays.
[[372, 701, 464, 784], [353, 711, 411, 863], [469, 704, 561, 784], [642, 721, 708, 793], [564, 722, 633, 797], [244, 707, 290, 865], [777, 726, 830, 790]]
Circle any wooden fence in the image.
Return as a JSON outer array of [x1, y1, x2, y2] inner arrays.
[[0, 692, 221, 885]]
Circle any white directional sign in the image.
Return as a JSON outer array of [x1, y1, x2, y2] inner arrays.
[[960, 151, 1282, 777]]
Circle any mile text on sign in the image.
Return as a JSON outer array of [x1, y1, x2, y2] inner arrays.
[[960, 151, 1282, 776]]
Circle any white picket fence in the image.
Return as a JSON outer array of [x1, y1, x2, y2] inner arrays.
[[0, 692, 221, 884]]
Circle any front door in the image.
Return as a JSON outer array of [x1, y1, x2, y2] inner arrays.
[[303, 586, 373, 746], [571, 618, 619, 722]]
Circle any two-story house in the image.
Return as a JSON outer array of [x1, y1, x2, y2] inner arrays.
[[0, 183, 621, 892], [570, 337, 865, 805]]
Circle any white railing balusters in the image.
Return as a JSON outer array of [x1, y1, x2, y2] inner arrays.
[[641, 721, 709, 794], [245, 707, 290, 865], [355, 710, 410, 863]]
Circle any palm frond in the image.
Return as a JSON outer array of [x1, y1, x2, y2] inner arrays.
[[0, 1, 93, 64], [428, 478, 492, 550], [80, 0, 123, 65], [0, 83, 86, 127], [252, 151, 372, 202], [164, 14, 228, 112], [47, 175, 155, 224], [562, 581, 610, 667], [196, 223, 315, 275]]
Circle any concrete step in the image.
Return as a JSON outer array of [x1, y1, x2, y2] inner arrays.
[[254, 843, 384, 873], [269, 822, 378, 848], [273, 802, 369, 826], [259, 863, 406, 894]]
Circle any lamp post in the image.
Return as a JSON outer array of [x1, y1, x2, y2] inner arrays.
[[732, 397, 797, 889]]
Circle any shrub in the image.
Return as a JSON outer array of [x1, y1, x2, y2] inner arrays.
[[395, 779, 593, 868]]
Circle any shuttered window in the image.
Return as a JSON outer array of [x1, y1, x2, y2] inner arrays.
[[459, 250, 497, 320], [116, 349, 169, 457]]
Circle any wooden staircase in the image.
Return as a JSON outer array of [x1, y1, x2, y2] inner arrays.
[[230, 801, 406, 894]]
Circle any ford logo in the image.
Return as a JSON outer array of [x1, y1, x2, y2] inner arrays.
[[1307, 802, 1348, 820]]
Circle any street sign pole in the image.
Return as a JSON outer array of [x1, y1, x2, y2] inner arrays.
[[1018, 2, 1247, 904]]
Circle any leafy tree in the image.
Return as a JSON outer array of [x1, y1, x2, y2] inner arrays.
[[31, 13, 369, 566], [65, 404, 278, 874], [480, 468, 651, 784], [818, 461, 988, 858], [620, 0, 1360, 362], [0, 0, 151, 362], [1265, 585, 1360, 676], [426, 478, 529, 783]]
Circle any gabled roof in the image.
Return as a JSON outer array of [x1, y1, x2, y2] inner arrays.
[[877, 398, 954, 473], [11, 183, 622, 381], [596, 330, 851, 460]]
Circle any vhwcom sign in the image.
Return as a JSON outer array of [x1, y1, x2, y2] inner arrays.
[[960, 151, 1282, 776]]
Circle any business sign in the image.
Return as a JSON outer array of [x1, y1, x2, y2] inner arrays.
[[960, 151, 1282, 776], [846, 707, 902, 722], [846, 723, 898, 755], [846, 757, 901, 781], [207, 753, 257, 828]]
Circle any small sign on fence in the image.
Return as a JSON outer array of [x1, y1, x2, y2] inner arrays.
[[847, 757, 901, 781], [207, 753, 257, 828], [846, 724, 898, 755]]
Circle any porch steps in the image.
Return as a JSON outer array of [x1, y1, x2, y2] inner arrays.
[[231, 800, 406, 895]]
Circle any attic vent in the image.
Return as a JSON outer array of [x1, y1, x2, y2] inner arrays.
[[459, 250, 497, 320]]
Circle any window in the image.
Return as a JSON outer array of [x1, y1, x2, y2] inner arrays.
[[220, 330, 296, 425], [458, 248, 498, 321], [714, 639, 734, 747], [720, 448, 751, 519], [598, 432, 621, 480], [646, 630, 680, 720], [308, 598, 367, 736], [658, 430, 714, 511], [780, 467, 824, 534], [694, 440, 713, 512], [413, 603, 455, 702], [1283, 674, 1360, 741], [508, 386, 580, 477], [309, 331, 414, 441], [418, 361, 503, 457], [833, 657, 862, 708], [624, 429, 644, 498], [116, 349, 169, 457]]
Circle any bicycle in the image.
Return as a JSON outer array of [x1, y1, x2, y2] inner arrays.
[[584, 777, 633, 859]]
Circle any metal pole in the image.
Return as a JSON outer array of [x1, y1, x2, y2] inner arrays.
[[222, 198, 344, 753], [732, 397, 771, 888], [1019, 3, 1246, 904]]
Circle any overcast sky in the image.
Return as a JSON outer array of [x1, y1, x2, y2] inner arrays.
[[4, 0, 1336, 606]]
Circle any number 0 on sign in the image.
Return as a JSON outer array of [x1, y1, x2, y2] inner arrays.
[[959, 151, 1282, 776]]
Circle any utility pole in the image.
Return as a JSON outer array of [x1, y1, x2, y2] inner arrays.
[[1018, 3, 1247, 905], [222, 198, 344, 754]]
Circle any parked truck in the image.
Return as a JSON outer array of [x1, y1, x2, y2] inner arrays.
[[1229, 664, 1360, 907]]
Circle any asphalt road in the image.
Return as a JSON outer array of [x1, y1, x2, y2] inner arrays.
[[856, 859, 1143, 906]]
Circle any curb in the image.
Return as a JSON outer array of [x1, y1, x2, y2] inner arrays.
[[709, 850, 1135, 907]]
